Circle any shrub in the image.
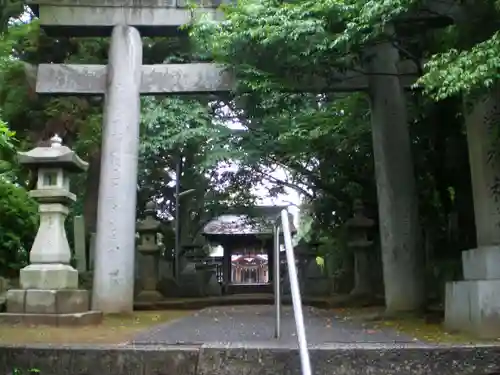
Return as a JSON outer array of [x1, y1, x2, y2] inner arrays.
[[0, 180, 37, 276]]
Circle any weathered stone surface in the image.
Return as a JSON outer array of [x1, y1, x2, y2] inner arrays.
[[35, 61, 420, 95], [9, 289, 90, 314], [445, 280, 500, 338], [0, 311, 102, 326], [2, 343, 500, 375], [6, 290, 26, 313], [29, 201, 73, 264], [196, 344, 500, 375], [156, 274, 178, 298], [56, 289, 90, 313], [92, 25, 142, 314], [24, 290, 58, 314], [465, 88, 500, 247], [365, 26, 424, 312], [462, 246, 500, 280], [142, 64, 234, 93], [135, 290, 164, 302], [30, 0, 461, 37], [20, 264, 78, 290], [35, 64, 232, 94], [444, 87, 500, 338], [135, 202, 163, 302], [32, 0, 228, 7], [17, 134, 88, 172], [205, 272, 222, 296], [39, 7, 223, 36], [13, 137, 96, 321], [346, 200, 376, 296], [31, 0, 226, 37], [1, 345, 199, 375], [73, 215, 87, 272], [88, 232, 96, 270]]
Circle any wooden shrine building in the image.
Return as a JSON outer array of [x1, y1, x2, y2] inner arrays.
[[202, 206, 295, 294], [231, 254, 269, 284]]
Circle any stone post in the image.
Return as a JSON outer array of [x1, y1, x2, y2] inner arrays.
[[346, 200, 375, 296], [73, 215, 87, 272], [136, 201, 163, 302], [3, 135, 102, 326], [445, 87, 500, 338], [88, 232, 96, 269], [92, 25, 142, 313], [364, 24, 424, 312]]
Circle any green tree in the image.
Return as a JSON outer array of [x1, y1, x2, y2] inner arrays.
[[0, 121, 37, 276], [190, 0, 482, 310]]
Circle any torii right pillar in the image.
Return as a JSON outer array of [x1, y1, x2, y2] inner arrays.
[[445, 87, 500, 338]]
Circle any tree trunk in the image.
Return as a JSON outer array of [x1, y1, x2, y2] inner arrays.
[[365, 28, 425, 312]]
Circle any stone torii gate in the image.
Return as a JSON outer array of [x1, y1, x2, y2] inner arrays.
[[28, 0, 464, 316]]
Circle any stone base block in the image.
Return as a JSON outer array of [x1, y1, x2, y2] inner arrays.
[[6, 289, 90, 314], [445, 280, 500, 338], [206, 274, 222, 297], [20, 264, 78, 289], [0, 311, 102, 326], [135, 290, 163, 302], [462, 246, 500, 280], [303, 277, 330, 297], [157, 276, 178, 298]]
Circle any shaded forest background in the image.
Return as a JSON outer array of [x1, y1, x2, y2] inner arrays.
[[1, 0, 498, 310]]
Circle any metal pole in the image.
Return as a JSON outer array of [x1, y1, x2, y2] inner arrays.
[[274, 223, 281, 339], [281, 209, 312, 375], [174, 156, 181, 281]]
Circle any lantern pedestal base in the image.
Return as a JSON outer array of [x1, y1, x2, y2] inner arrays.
[[2, 288, 102, 326], [20, 263, 78, 290], [0, 311, 102, 326]]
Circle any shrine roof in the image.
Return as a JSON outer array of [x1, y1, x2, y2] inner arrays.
[[202, 206, 296, 236], [231, 254, 268, 266]]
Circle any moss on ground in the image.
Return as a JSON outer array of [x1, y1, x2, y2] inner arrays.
[[333, 307, 498, 344], [0, 310, 192, 344]]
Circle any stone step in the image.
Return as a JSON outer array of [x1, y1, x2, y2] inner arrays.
[[225, 283, 273, 294], [2, 343, 499, 375]]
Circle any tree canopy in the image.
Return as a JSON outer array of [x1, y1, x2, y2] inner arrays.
[[0, 0, 498, 309]]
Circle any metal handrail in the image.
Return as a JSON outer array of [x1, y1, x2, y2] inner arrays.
[[274, 209, 312, 375]]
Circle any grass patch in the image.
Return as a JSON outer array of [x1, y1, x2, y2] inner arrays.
[[0, 310, 193, 345]]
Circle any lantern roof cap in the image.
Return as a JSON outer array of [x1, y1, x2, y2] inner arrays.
[[17, 134, 88, 172], [137, 201, 161, 232]]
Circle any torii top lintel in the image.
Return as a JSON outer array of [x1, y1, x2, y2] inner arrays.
[[30, 0, 462, 38], [28, 0, 463, 95], [29, 0, 228, 37]]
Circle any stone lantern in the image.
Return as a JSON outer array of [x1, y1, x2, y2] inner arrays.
[[3, 135, 102, 325], [346, 199, 375, 296], [136, 200, 163, 302]]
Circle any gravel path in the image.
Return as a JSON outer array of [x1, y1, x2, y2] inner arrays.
[[131, 305, 419, 346]]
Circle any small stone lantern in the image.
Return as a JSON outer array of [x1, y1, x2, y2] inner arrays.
[[136, 201, 163, 302], [3, 135, 102, 325], [346, 199, 375, 296]]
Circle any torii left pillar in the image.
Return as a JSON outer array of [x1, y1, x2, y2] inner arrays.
[[92, 25, 142, 313]]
